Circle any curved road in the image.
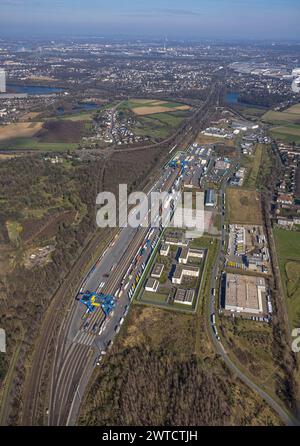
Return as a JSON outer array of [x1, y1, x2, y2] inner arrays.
[[207, 169, 299, 426]]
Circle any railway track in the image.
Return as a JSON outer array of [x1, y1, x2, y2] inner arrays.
[[20, 83, 222, 426]]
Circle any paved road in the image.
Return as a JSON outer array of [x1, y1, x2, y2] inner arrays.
[[206, 158, 299, 427], [48, 161, 183, 425]]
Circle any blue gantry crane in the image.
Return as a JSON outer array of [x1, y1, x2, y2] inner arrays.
[[79, 290, 116, 316]]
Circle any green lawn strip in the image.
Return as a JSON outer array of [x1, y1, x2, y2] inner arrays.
[[274, 228, 300, 328]]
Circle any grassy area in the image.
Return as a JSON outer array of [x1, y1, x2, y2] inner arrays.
[[0, 137, 78, 151], [262, 104, 300, 144], [133, 110, 188, 140], [274, 228, 300, 328], [226, 188, 262, 225], [6, 220, 23, 244], [58, 111, 96, 121], [270, 125, 300, 144], [219, 316, 280, 397], [262, 110, 300, 125], [236, 106, 268, 119], [122, 98, 190, 116], [243, 144, 263, 188], [118, 98, 191, 142]]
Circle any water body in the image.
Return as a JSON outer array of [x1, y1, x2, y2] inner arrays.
[[7, 84, 64, 95], [225, 92, 240, 104], [57, 103, 99, 115], [73, 103, 98, 111]]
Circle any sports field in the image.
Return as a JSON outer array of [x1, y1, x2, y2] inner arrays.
[[227, 188, 262, 225]]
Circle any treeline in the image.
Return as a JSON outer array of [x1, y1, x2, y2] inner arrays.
[[238, 92, 293, 108], [79, 347, 232, 426]]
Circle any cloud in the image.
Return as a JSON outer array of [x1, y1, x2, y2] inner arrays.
[[119, 8, 202, 19]]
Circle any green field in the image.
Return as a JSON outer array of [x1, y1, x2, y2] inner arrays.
[[274, 229, 300, 328], [262, 110, 300, 125], [57, 111, 96, 121], [0, 137, 78, 151], [133, 110, 189, 140], [262, 104, 300, 143], [118, 99, 191, 142], [270, 125, 300, 144], [242, 144, 263, 188]]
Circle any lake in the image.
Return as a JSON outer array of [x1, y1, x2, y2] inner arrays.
[[57, 103, 99, 115], [7, 84, 64, 95], [225, 92, 240, 104]]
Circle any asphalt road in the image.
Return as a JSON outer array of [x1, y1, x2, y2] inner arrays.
[[48, 159, 183, 425], [19, 83, 221, 427], [206, 159, 299, 427]]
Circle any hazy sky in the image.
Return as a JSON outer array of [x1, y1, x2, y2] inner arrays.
[[0, 0, 300, 40]]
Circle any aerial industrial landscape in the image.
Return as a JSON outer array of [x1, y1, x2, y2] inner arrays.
[[0, 0, 300, 436]]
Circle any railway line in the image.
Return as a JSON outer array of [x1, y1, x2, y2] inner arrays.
[[20, 83, 222, 426]]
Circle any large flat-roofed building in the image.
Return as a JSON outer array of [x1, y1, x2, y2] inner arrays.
[[165, 232, 188, 247], [172, 265, 199, 285], [225, 273, 267, 315], [145, 278, 159, 293], [188, 248, 204, 260], [0, 69, 6, 93], [178, 247, 204, 264], [174, 289, 195, 306], [151, 263, 164, 279], [205, 189, 217, 207]]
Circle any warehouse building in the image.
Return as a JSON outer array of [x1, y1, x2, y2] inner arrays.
[[205, 189, 217, 207], [225, 273, 267, 315]]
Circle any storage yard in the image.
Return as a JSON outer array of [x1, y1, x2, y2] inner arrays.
[[226, 225, 270, 274]]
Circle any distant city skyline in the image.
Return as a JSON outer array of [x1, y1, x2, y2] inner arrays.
[[0, 0, 299, 40]]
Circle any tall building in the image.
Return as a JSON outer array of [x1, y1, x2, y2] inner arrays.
[[0, 69, 6, 93]]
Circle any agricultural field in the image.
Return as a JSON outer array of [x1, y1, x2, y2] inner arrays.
[[118, 99, 192, 142], [262, 104, 300, 144], [270, 125, 300, 144], [0, 122, 43, 142], [124, 98, 190, 116], [274, 229, 300, 328], [226, 188, 262, 225], [0, 120, 88, 151]]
